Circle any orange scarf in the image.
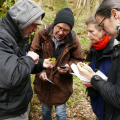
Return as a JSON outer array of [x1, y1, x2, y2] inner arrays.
[[93, 36, 111, 50]]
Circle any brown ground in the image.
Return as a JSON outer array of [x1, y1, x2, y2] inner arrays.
[[29, 78, 97, 120]]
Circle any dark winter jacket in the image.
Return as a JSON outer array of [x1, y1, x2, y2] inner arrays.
[[0, 12, 44, 119], [91, 36, 120, 119], [31, 23, 85, 107], [86, 38, 114, 120]]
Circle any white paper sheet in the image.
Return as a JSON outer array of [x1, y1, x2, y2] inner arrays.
[[70, 63, 107, 82], [95, 70, 107, 80], [71, 63, 90, 83]]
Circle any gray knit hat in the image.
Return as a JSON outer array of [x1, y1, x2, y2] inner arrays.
[[8, 0, 45, 29]]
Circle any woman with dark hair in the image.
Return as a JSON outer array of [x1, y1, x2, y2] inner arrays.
[[83, 16, 114, 120], [77, 0, 120, 120]]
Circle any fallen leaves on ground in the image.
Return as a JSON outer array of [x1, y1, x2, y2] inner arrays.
[[29, 76, 97, 120]]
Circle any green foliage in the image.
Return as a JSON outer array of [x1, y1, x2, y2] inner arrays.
[[0, 12, 6, 18], [3, 0, 16, 10], [0, 0, 18, 18], [79, 37, 90, 47], [79, 37, 91, 56], [42, 0, 69, 24], [66, 75, 86, 107], [42, 6, 55, 24], [30, 75, 35, 89], [0, 7, 5, 18], [0, 0, 5, 7], [66, 98, 73, 106], [54, 0, 69, 13], [48, 57, 56, 63]]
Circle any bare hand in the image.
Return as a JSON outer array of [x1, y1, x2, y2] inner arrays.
[[27, 51, 39, 64], [83, 82, 93, 87], [77, 62, 95, 81], [43, 59, 55, 68], [57, 64, 69, 74], [39, 71, 47, 81], [104, 78, 108, 81]]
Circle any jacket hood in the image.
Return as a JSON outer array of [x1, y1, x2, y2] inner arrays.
[[2, 12, 23, 40], [8, 0, 45, 30], [1, 13, 29, 56]]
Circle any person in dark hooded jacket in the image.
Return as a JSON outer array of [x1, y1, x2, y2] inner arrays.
[[0, 0, 54, 120], [77, 0, 120, 120]]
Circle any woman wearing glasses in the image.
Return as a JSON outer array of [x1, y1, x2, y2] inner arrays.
[[83, 16, 114, 120], [77, 0, 120, 120]]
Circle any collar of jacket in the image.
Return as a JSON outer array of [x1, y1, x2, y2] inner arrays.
[[1, 12, 28, 56], [90, 38, 114, 57], [116, 21, 120, 41], [2, 12, 24, 43]]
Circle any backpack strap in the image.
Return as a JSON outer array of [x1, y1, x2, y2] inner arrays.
[[40, 23, 54, 51], [44, 25, 47, 32], [46, 22, 54, 35], [72, 31, 76, 39], [40, 26, 47, 51]]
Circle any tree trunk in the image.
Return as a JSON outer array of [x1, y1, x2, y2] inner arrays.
[[38, 0, 42, 7], [86, 0, 90, 11]]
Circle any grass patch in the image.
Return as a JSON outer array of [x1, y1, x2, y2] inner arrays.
[[42, 0, 69, 25]]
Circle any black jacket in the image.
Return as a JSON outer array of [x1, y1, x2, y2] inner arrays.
[[0, 12, 44, 119], [91, 38, 120, 120]]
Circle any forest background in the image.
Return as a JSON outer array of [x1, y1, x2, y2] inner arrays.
[[0, 0, 102, 119]]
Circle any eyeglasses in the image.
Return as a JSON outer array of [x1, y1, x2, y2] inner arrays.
[[56, 25, 70, 34], [98, 12, 111, 28]]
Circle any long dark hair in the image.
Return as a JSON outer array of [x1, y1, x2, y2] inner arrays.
[[95, 0, 120, 18]]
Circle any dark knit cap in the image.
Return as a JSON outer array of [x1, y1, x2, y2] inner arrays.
[[54, 8, 74, 29]]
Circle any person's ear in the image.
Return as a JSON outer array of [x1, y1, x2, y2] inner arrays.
[[111, 9, 119, 19]]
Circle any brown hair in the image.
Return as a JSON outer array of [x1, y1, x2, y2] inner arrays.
[[83, 16, 101, 53], [95, 0, 120, 18], [85, 15, 101, 31]]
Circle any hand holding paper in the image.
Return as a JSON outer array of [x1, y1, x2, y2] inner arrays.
[[39, 71, 55, 85], [71, 62, 107, 82], [77, 62, 95, 81], [71, 63, 90, 82], [95, 70, 107, 80], [45, 78, 55, 85]]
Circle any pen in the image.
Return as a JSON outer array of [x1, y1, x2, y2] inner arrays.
[[80, 64, 92, 72]]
